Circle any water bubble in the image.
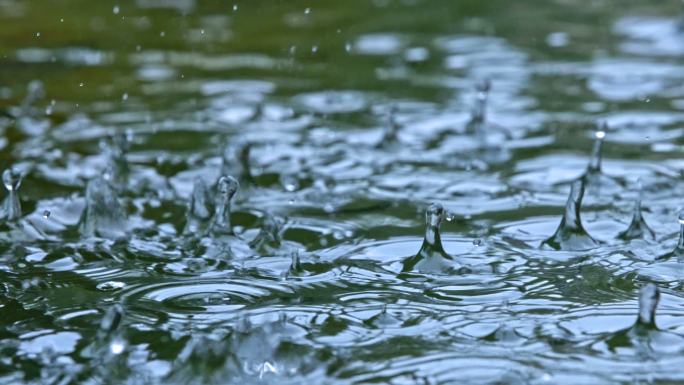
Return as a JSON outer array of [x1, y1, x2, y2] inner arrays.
[[42, 210, 50, 218], [113, 6, 119, 14], [96, 281, 125, 292], [333, 230, 344, 240]]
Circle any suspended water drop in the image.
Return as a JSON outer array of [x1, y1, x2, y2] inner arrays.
[[587, 121, 607, 175], [113, 5, 119, 14], [96, 281, 125, 292], [445, 211, 455, 222], [473, 238, 483, 246], [42, 210, 50, 218], [248, 216, 282, 254], [110, 341, 124, 355]]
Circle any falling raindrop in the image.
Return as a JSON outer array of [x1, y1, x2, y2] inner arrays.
[[113, 5, 119, 14], [473, 238, 483, 246], [42, 210, 50, 218]]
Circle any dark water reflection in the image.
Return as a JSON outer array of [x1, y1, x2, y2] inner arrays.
[[3, 0, 684, 383]]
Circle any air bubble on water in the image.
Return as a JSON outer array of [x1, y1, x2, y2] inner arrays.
[[113, 6, 119, 14], [319, 237, 328, 246], [344, 230, 353, 237], [37, 32, 40, 36], [96, 281, 125, 291], [42, 210, 50, 218], [333, 230, 344, 240]]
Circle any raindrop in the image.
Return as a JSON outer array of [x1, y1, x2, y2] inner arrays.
[[122, 93, 128, 101], [79, 83, 83, 87], [233, 4, 237, 10], [305, 7, 310, 14], [110, 341, 124, 355], [473, 238, 483, 246], [96, 281, 125, 291], [160, 31, 165, 37], [1, 168, 22, 221], [113, 5, 119, 14], [42, 210, 50, 218], [36, 32, 40, 36], [445, 211, 455, 222], [323, 203, 335, 213]]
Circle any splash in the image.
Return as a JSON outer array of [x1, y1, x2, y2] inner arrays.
[[402, 203, 460, 273], [208, 175, 239, 236], [542, 179, 600, 251], [657, 211, 684, 261], [248, 216, 282, 254], [78, 176, 127, 239], [618, 179, 655, 240], [0, 168, 22, 221], [184, 177, 212, 235]]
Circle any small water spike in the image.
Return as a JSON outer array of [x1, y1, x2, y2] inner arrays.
[[465, 79, 491, 136], [618, 179, 655, 240], [587, 121, 606, 175], [79, 176, 127, 239], [658, 211, 684, 261], [221, 140, 253, 186], [376, 104, 400, 149], [208, 175, 239, 236], [183, 177, 212, 235], [402, 203, 459, 273], [636, 283, 659, 330], [0, 168, 22, 221], [542, 179, 599, 251], [248, 216, 282, 254]]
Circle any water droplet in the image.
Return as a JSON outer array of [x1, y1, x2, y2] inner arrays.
[[113, 5, 119, 14], [160, 31, 165, 37], [333, 230, 344, 240], [36, 32, 40, 36], [312, 45, 318, 52], [305, 7, 310, 13], [42, 210, 50, 218], [288, 199, 294, 205], [678, 210, 684, 225], [79, 83, 83, 87], [323, 203, 335, 213], [96, 281, 125, 291], [473, 238, 483, 246], [110, 341, 124, 355], [445, 211, 455, 222], [233, 4, 237, 10]]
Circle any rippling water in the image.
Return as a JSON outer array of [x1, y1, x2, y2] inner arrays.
[[3, 0, 684, 384]]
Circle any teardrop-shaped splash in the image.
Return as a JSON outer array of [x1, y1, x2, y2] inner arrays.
[[208, 175, 239, 236], [402, 203, 460, 273], [78, 176, 127, 239], [542, 179, 600, 251], [580, 121, 620, 193], [618, 179, 655, 240], [248, 216, 282, 254], [222, 140, 253, 187], [0, 168, 22, 221], [183, 177, 212, 235], [657, 211, 684, 261]]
